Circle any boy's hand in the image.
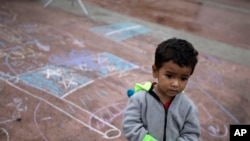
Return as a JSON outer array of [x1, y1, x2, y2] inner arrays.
[[143, 134, 158, 141]]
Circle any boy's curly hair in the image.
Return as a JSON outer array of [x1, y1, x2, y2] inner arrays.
[[154, 38, 199, 74]]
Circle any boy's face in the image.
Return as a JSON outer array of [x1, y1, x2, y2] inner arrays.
[[152, 61, 192, 99]]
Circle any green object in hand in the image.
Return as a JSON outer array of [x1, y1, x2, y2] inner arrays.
[[143, 134, 158, 141]]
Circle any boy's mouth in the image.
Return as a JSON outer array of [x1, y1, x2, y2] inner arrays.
[[167, 90, 179, 95]]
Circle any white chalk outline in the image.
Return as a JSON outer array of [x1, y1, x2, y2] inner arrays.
[[1, 78, 121, 139], [34, 102, 48, 141], [0, 128, 9, 141]]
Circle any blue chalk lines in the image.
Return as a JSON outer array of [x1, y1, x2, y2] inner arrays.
[[16, 51, 138, 97], [19, 65, 92, 97], [49, 51, 139, 77], [91, 22, 150, 42]]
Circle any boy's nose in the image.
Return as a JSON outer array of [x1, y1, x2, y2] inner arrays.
[[171, 79, 180, 87]]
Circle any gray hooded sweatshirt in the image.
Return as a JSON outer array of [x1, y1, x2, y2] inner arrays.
[[122, 89, 200, 141]]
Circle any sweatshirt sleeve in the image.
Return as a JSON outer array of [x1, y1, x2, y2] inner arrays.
[[122, 95, 148, 141], [176, 106, 200, 141]]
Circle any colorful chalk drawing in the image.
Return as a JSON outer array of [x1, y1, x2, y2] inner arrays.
[[49, 50, 139, 77], [0, 25, 29, 44], [1, 78, 122, 139], [19, 65, 92, 97], [91, 22, 151, 42], [18, 24, 85, 48], [3, 45, 46, 76]]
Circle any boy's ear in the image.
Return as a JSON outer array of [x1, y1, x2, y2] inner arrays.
[[152, 65, 158, 78]]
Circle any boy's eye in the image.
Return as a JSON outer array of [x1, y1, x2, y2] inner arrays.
[[181, 77, 188, 81], [165, 74, 173, 78]]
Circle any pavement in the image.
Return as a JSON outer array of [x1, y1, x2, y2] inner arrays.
[[0, 1, 249, 141], [40, 0, 250, 67]]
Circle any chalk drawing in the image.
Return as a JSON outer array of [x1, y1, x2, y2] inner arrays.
[[33, 39, 50, 52], [118, 72, 146, 88], [197, 103, 213, 123], [41, 117, 52, 121], [49, 51, 139, 77], [0, 50, 6, 58], [95, 90, 109, 97], [34, 102, 48, 141], [91, 22, 151, 42], [0, 5, 17, 24], [72, 38, 85, 48], [105, 80, 126, 93], [27, 26, 85, 48], [0, 40, 6, 48], [1, 78, 121, 139], [0, 25, 26, 44], [4, 46, 45, 75], [206, 124, 228, 138], [156, 30, 173, 40], [18, 23, 39, 33], [19, 65, 93, 97], [62, 32, 85, 48], [188, 79, 239, 124], [0, 97, 28, 124], [0, 128, 9, 141], [89, 102, 126, 130], [9, 46, 34, 60], [195, 69, 224, 88], [78, 90, 109, 108], [98, 52, 139, 76], [67, 103, 76, 113], [0, 119, 15, 124], [76, 89, 110, 108], [204, 54, 220, 63], [49, 50, 94, 67], [198, 103, 228, 138], [80, 98, 87, 107], [7, 97, 28, 112], [140, 66, 152, 74]]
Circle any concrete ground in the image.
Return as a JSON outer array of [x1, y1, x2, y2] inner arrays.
[[0, 0, 249, 141]]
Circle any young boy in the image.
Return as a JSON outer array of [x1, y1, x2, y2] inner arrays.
[[122, 38, 200, 141]]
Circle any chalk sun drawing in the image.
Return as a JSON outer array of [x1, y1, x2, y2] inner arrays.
[[4, 46, 45, 75]]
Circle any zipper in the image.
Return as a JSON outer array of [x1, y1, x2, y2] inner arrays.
[[163, 109, 167, 141], [148, 85, 167, 141]]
